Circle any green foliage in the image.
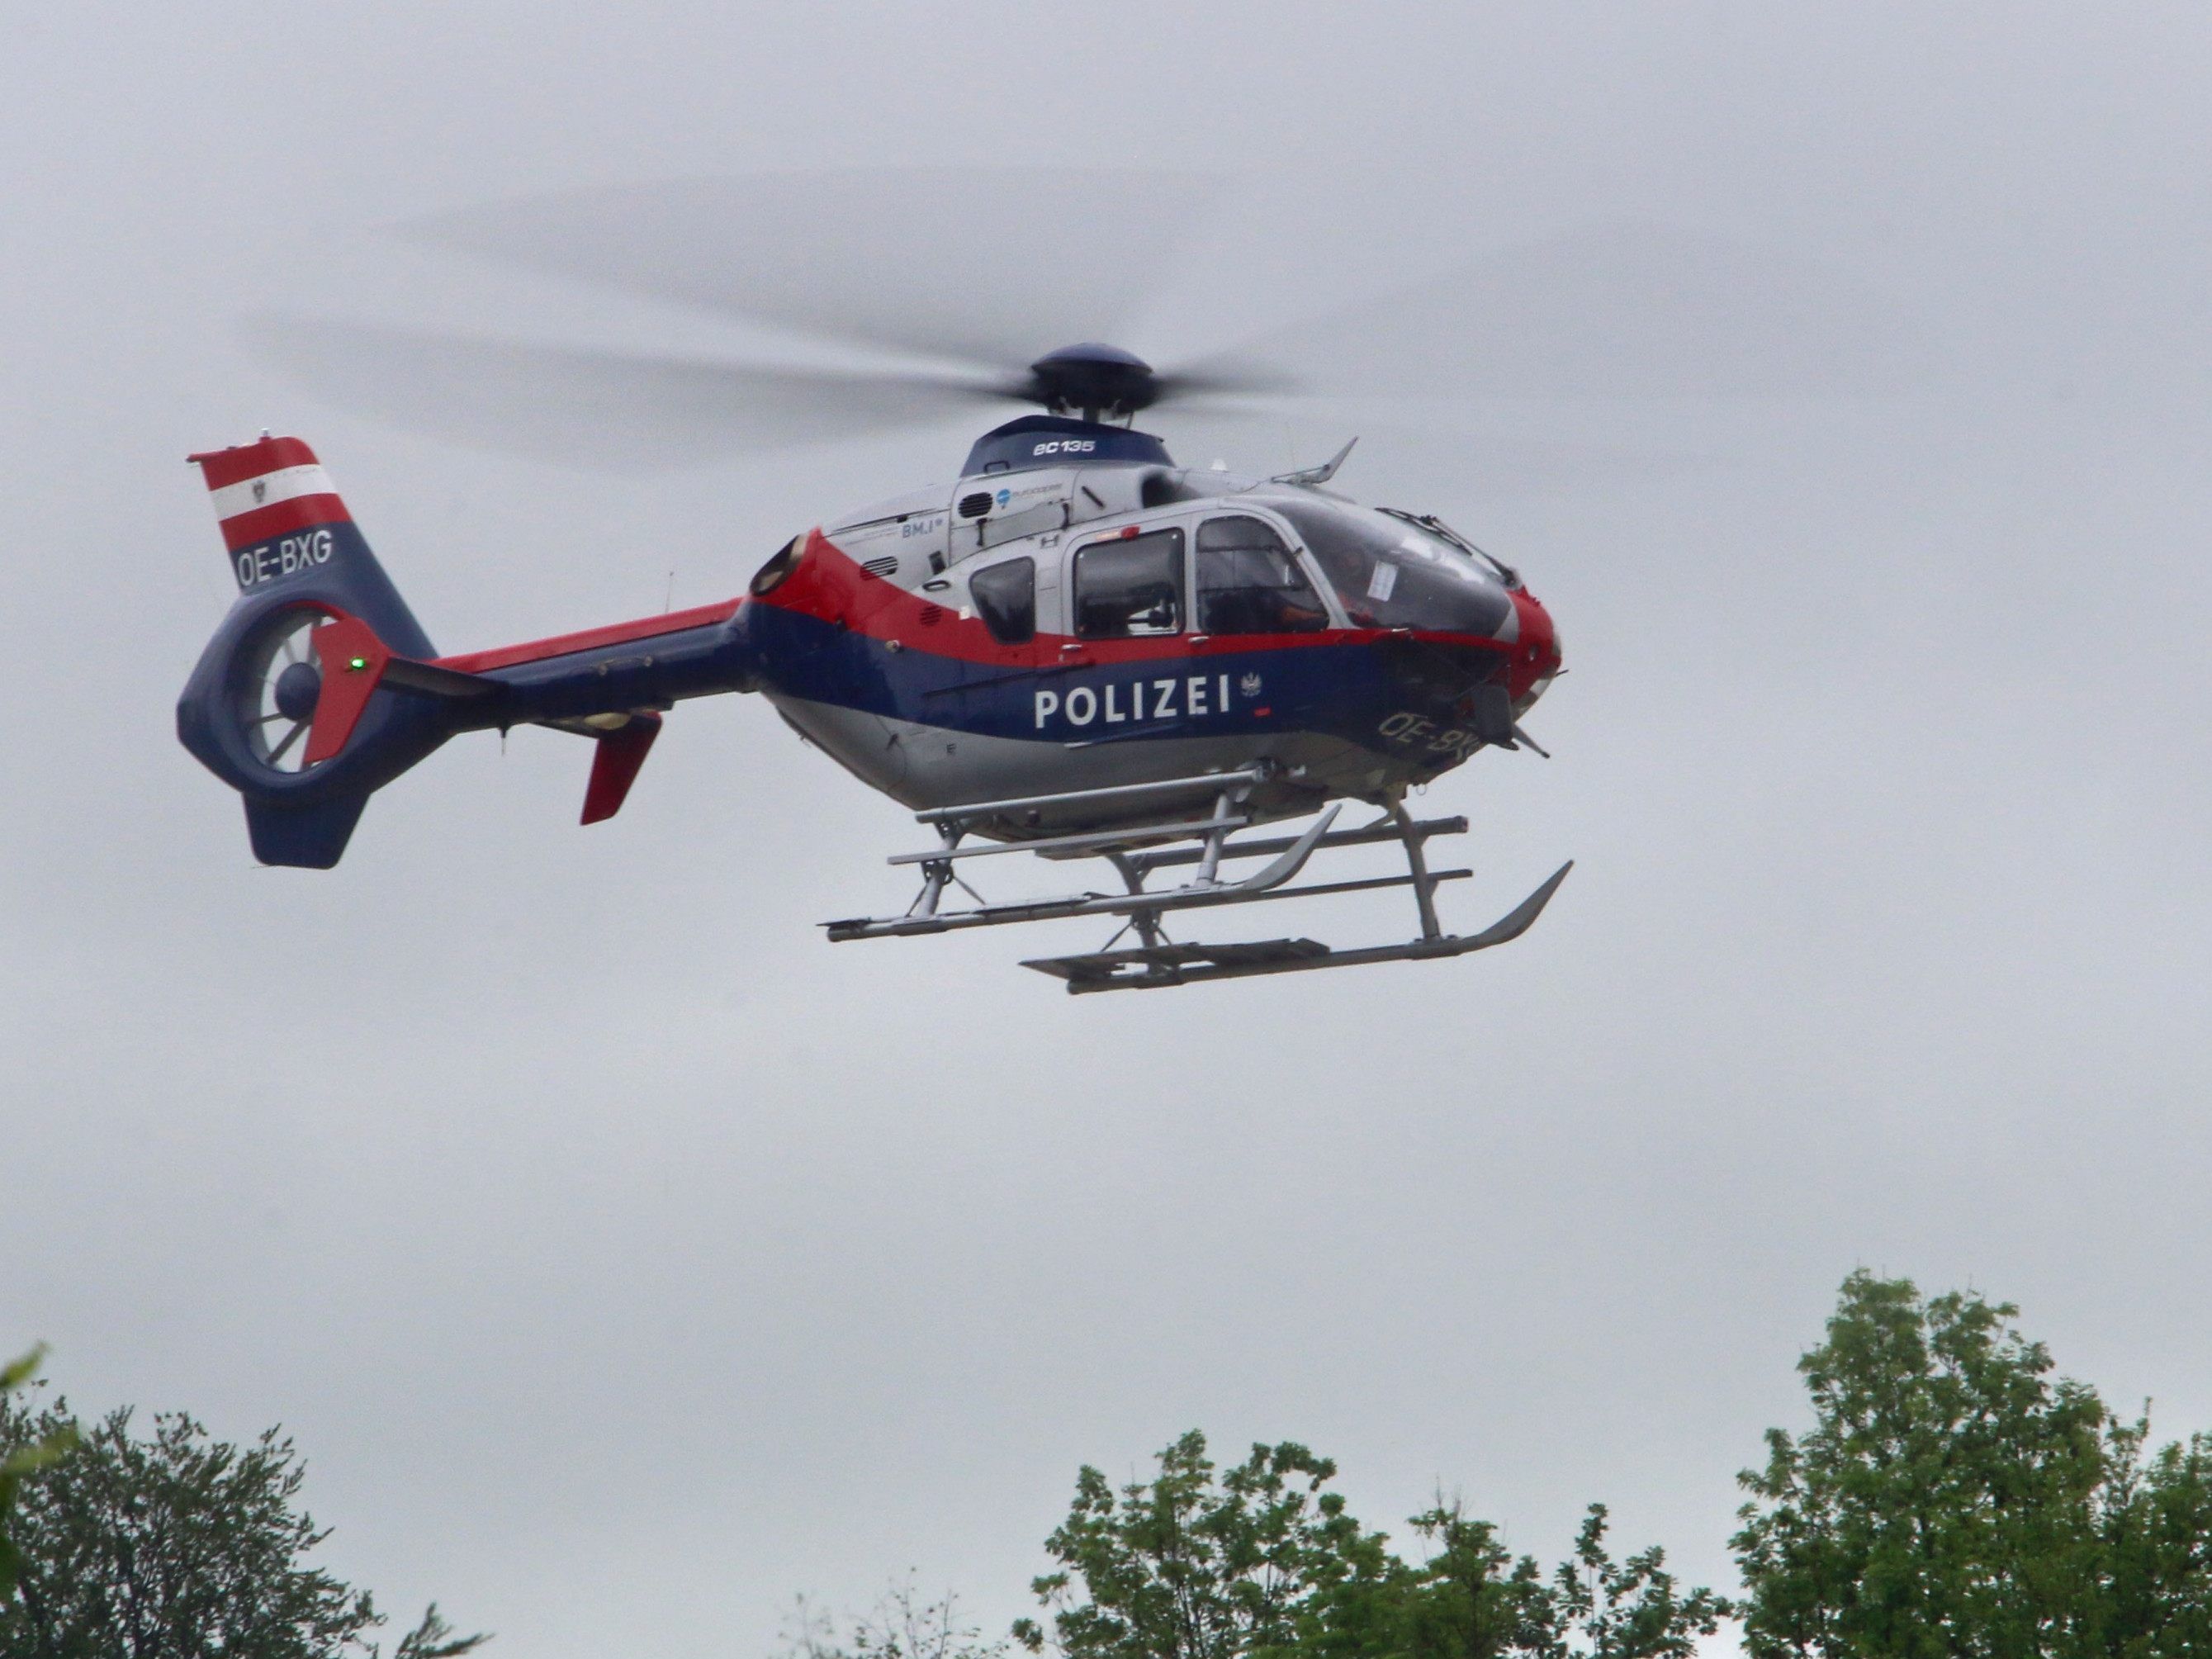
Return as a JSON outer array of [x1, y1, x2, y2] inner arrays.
[[780, 1579, 1009, 1659], [1536, 1505, 1730, 1659], [1381, 1499, 1725, 1659], [1392, 1502, 1550, 1659], [0, 1349, 79, 1603], [391, 1606, 491, 1659], [1016, 1431, 1726, 1659], [1732, 1270, 2212, 1657], [0, 1394, 487, 1659], [2094, 1418, 2212, 1657], [1016, 1433, 1396, 1659]]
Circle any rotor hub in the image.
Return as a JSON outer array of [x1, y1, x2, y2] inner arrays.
[[273, 661, 324, 722], [1026, 343, 1158, 419]]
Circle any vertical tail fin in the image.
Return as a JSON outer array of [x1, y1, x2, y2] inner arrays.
[[177, 436, 451, 866], [187, 435, 434, 656]]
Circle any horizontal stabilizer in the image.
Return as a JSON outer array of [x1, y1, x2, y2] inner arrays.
[[305, 614, 498, 766], [304, 615, 391, 764]]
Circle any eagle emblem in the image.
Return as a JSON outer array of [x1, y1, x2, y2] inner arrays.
[[252, 480, 268, 504], [1239, 672, 1262, 697]]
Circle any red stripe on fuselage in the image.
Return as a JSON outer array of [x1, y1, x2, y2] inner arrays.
[[410, 525, 1537, 690], [218, 494, 351, 552], [432, 598, 743, 675], [754, 527, 1518, 671]]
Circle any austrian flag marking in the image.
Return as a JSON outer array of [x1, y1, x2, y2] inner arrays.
[[206, 463, 342, 529], [188, 436, 356, 571]]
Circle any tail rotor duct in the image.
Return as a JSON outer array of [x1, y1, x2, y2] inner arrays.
[[237, 609, 329, 776]]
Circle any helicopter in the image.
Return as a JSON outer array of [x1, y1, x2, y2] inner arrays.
[[178, 174, 1575, 991]]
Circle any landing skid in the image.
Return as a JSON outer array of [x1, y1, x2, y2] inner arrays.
[[821, 767, 1570, 993]]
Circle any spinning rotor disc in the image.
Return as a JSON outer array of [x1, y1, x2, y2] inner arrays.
[[249, 170, 1929, 470]]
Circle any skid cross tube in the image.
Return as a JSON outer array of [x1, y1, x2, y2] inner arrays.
[[831, 855, 1450, 943], [888, 816, 1247, 866], [827, 807, 1340, 942], [1108, 813, 1470, 874], [1106, 851, 1170, 950], [907, 822, 963, 920], [916, 766, 1270, 828], [823, 784, 1570, 984], [1394, 803, 1445, 941]]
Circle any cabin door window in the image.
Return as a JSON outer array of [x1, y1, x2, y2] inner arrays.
[[1072, 529, 1186, 638]]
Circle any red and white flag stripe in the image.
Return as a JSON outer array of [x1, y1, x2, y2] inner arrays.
[[188, 435, 353, 552], [206, 462, 338, 524]]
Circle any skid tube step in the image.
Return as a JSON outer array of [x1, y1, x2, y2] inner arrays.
[[1021, 860, 1573, 993]]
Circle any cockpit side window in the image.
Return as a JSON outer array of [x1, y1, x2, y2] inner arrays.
[[1074, 529, 1184, 638], [1195, 515, 1329, 635], [968, 557, 1035, 644], [1269, 498, 1509, 638]]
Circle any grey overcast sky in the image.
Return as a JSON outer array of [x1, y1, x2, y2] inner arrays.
[[4, 4, 2210, 1656]]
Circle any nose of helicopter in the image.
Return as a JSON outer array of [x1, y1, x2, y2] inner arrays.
[[1375, 581, 1561, 751], [1511, 588, 1562, 707]]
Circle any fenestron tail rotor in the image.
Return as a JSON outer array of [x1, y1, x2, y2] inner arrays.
[[237, 609, 329, 776]]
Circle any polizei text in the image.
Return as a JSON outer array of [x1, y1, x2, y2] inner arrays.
[[1034, 673, 1239, 731]]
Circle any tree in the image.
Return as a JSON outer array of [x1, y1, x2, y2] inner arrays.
[[0, 1350, 77, 1604], [1015, 1433, 1397, 1659], [1731, 1270, 2212, 1657], [780, 1579, 1009, 1659], [1015, 1431, 1726, 1659], [2095, 1416, 2212, 1656], [0, 1392, 487, 1659], [1394, 1500, 1726, 1659], [1535, 1505, 1728, 1659], [1391, 1501, 1551, 1659]]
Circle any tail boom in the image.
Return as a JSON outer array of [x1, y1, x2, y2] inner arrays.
[[296, 600, 747, 771]]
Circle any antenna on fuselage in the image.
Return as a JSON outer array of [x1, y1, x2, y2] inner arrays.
[[1270, 436, 1357, 486]]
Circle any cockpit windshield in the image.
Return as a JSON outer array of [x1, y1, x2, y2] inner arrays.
[[1267, 498, 1512, 636]]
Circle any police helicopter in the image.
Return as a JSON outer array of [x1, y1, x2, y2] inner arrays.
[[178, 173, 1574, 992]]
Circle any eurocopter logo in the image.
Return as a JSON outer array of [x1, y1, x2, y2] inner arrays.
[[994, 488, 1011, 509]]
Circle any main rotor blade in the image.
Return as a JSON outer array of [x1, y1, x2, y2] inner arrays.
[[1194, 220, 1935, 399], [252, 315, 1025, 467], [400, 169, 1224, 374], [1150, 357, 1308, 403]]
